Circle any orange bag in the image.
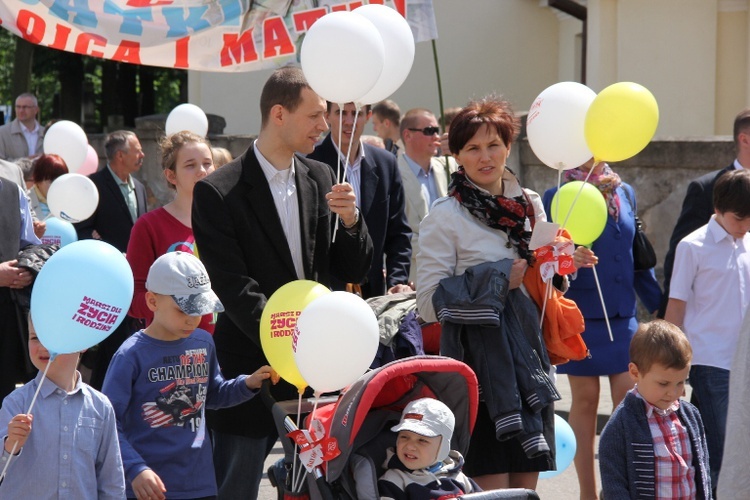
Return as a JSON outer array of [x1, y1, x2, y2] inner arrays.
[[523, 246, 588, 365]]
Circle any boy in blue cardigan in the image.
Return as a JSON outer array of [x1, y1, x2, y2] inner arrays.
[[102, 252, 272, 499], [599, 320, 712, 499]]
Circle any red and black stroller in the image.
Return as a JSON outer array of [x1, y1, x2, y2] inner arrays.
[[264, 355, 540, 500]]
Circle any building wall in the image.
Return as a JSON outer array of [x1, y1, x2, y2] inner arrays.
[[188, 0, 562, 136]]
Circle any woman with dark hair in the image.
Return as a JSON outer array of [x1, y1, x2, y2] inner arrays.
[[28, 154, 69, 219], [416, 95, 595, 491], [126, 131, 216, 333], [543, 159, 661, 500]]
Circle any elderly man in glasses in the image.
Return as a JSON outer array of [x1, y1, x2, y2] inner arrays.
[[397, 108, 457, 285], [0, 93, 45, 161], [309, 101, 412, 297]]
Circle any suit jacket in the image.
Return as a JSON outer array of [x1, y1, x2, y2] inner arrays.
[[0, 119, 44, 160], [543, 183, 662, 319], [397, 152, 451, 284], [74, 166, 148, 253], [191, 147, 373, 438], [308, 134, 411, 297], [659, 164, 735, 316]]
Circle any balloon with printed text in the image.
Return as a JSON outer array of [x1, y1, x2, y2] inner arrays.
[[41, 217, 78, 247], [527, 82, 596, 171], [30, 240, 134, 354], [47, 174, 99, 223], [260, 280, 331, 393], [47, 173, 99, 223]]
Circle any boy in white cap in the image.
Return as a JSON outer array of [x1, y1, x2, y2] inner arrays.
[[101, 251, 273, 499], [378, 397, 480, 499]]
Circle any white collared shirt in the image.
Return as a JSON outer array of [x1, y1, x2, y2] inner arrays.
[[20, 121, 39, 156], [254, 141, 305, 279], [332, 139, 365, 207], [670, 216, 750, 369]]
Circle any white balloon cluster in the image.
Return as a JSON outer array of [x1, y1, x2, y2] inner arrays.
[[43, 121, 101, 222], [300, 4, 415, 106]]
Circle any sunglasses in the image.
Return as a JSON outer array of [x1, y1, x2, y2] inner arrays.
[[408, 126, 440, 136]]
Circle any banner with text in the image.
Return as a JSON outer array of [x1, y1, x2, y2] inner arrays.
[[0, 0, 436, 72]]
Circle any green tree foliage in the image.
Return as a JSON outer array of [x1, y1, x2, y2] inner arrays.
[[0, 28, 186, 130]]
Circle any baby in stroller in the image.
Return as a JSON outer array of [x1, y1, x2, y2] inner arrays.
[[267, 356, 539, 500], [378, 397, 480, 498]]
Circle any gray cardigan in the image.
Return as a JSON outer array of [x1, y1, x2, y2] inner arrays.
[[599, 391, 712, 499]]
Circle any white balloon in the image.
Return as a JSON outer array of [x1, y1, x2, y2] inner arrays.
[[526, 82, 596, 170], [165, 103, 209, 137], [43, 120, 89, 172], [301, 11, 385, 104], [294, 291, 379, 393], [47, 173, 99, 223], [354, 4, 415, 105]]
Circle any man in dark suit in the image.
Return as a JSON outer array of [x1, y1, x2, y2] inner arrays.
[[191, 67, 373, 499], [74, 130, 147, 388], [659, 108, 750, 316], [75, 130, 147, 252], [309, 101, 411, 298]]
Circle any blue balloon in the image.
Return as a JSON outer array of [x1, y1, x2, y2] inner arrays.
[[30, 240, 134, 354], [41, 216, 78, 247], [539, 414, 577, 479]]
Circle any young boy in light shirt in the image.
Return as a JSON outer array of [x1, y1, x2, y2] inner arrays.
[[665, 168, 750, 487]]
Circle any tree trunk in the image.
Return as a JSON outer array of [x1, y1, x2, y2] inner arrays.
[[11, 39, 34, 121]]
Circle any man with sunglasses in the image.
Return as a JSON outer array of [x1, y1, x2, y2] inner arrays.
[[397, 108, 455, 285], [0, 93, 45, 161], [309, 101, 412, 297]]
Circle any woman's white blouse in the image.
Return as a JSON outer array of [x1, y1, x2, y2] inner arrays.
[[416, 173, 546, 323]]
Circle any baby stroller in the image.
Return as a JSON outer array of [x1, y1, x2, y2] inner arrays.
[[265, 355, 540, 499]]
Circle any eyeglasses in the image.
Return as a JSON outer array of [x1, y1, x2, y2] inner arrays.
[[408, 126, 440, 136], [15, 105, 36, 110]]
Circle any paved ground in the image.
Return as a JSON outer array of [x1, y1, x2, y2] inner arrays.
[[257, 374, 616, 499]]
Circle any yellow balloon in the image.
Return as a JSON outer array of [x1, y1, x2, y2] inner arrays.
[[260, 280, 330, 393], [584, 82, 659, 162], [550, 181, 608, 246]]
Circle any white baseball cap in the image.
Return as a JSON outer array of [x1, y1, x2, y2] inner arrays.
[[391, 397, 455, 462], [146, 251, 224, 316]]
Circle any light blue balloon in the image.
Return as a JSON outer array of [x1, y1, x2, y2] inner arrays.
[[30, 240, 134, 355], [41, 217, 78, 247], [539, 414, 577, 479]]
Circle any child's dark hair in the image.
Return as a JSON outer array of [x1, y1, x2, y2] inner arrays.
[[714, 169, 750, 218], [629, 320, 692, 374]]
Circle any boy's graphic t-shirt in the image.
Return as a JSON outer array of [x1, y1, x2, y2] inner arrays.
[[102, 329, 256, 498]]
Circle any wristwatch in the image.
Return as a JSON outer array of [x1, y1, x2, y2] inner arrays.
[[341, 208, 360, 230]]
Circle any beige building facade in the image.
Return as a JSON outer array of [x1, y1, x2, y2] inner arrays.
[[188, 0, 750, 137]]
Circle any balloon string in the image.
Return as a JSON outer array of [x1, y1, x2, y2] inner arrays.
[[539, 278, 551, 330], [331, 104, 361, 244], [0, 354, 55, 483], [290, 392, 303, 492], [592, 265, 614, 341], [332, 103, 344, 243], [554, 166, 563, 223], [560, 166, 594, 230]]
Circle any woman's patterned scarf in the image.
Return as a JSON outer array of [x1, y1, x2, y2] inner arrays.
[[564, 163, 622, 220], [448, 167, 533, 263]]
